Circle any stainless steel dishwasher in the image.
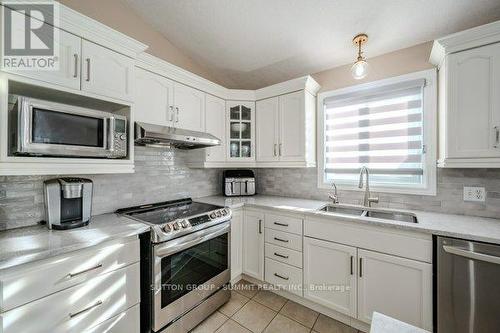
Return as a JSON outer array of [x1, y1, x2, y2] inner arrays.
[[437, 236, 500, 333]]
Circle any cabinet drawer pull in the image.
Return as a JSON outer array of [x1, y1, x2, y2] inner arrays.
[[274, 273, 289, 281], [69, 300, 103, 318], [494, 126, 500, 148], [274, 237, 289, 243], [350, 256, 353, 275], [169, 106, 174, 121], [274, 144, 277, 156], [274, 222, 289, 227], [279, 143, 282, 156], [258, 219, 262, 234], [274, 252, 289, 259], [85, 58, 91, 82], [73, 54, 78, 78], [68, 263, 102, 278], [175, 107, 180, 123]]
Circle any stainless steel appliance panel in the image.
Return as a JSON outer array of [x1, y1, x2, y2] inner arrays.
[[437, 236, 500, 333]]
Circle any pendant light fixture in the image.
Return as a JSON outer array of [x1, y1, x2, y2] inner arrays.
[[351, 33, 369, 80]]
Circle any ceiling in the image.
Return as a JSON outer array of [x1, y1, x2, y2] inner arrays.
[[125, 0, 500, 89]]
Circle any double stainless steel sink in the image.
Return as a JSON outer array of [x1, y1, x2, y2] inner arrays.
[[318, 204, 418, 223]]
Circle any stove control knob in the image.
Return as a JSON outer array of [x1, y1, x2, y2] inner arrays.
[[163, 224, 172, 233], [181, 220, 189, 228], [216, 211, 222, 217], [210, 212, 217, 219], [222, 209, 229, 216], [173, 221, 181, 231]]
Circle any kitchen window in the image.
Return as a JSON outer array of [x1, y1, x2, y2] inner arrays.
[[317, 69, 437, 195]]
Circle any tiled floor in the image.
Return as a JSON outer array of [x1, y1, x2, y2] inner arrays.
[[190, 280, 361, 333]]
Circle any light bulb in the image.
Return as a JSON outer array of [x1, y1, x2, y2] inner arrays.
[[351, 59, 369, 80]]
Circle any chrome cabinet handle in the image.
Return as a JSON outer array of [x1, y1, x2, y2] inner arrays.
[[69, 300, 103, 318], [169, 106, 174, 122], [494, 126, 500, 148], [350, 256, 354, 275], [274, 144, 277, 156], [258, 219, 262, 234], [359, 258, 363, 277], [274, 252, 289, 259], [175, 107, 179, 123], [443, 245, 500, 265], [279, 143, 282, 156], [274, 237, 289, 243], [68, 263, 102, 278], [274, 273, 289, 281], [85, 58, 91, 82], [73, 54, 78, 78], [274, 222, 289, 227]]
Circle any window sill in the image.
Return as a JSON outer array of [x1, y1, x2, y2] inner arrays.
[[318, 182, 437, 196]]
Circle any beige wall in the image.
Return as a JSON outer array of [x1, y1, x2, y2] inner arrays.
[[58, 0, 218, 83], [312, 42, 435, 92]]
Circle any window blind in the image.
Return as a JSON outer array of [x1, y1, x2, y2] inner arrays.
[[323, 79, 426, 186]]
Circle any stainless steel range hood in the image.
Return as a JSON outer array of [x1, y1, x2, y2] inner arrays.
[[134, 122, 221, 149]]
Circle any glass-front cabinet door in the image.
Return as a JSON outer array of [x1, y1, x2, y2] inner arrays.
[[227, 101, 255, 161]]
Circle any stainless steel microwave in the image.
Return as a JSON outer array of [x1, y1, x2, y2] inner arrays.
[[9, 96, 127, 158]]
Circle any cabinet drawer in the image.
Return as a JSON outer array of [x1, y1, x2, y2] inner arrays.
[[265, 213, 302, 235], [0, 237, 139, 311], [265, 258, 303, 297], [305, 217, 432, 263], [265, 243, 302, 268], [84, 304, 139, 333], [265, 229, 302, 251], [1, 263, 140, 333]]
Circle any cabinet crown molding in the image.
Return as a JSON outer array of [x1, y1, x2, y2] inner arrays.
[[1, 0, 149, 58], [430, 19, 500, 68]]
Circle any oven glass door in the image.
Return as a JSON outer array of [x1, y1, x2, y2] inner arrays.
[[32, 108, 105, 147], [160, 232, 228, 307]]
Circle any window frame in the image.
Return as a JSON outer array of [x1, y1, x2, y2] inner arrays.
[[317, 69, 437, 196]]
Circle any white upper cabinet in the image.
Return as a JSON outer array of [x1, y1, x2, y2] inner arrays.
[[81, 40, 135, 102], [227, 101, 256, 161], [205, 94, 226, 162], [173, 83, 205, 132], [134, 68, 174, 126], [431, 22, 500, 167], [256, 97, 279, 162], [256, 90, 316, 166], [303, 237, 357, 317], [357, 249, 432, 331]]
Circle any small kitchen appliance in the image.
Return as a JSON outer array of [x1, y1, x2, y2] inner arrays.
[[43, 178, 93, 230], [223, 169, 255, 196]]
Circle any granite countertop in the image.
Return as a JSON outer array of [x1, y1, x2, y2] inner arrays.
[[196, 195, 500, 244], [370, 312, 430, 333], [0, 213, 149, 272]]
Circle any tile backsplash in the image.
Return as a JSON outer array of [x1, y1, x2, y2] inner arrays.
[[0, 147, 222, 230], [257, 168, 500, 219]]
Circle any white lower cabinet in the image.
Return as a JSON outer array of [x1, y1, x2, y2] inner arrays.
[[303, 237, 357, 317], [231, 209, 243, 281], [242, 210, 264, 280], [0, 263, 140, 333], [265, 258, 303, 297], [84, 303, 139, 333], [357, 249, 432, 330]]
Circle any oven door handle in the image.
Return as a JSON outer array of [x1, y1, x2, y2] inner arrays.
[[155, 222, 230, 258]]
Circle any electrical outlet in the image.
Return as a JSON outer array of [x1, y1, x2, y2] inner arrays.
[[463, 186, 486, 202]]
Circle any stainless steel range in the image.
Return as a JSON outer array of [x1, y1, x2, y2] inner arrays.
[[117, 198, 231, 333]]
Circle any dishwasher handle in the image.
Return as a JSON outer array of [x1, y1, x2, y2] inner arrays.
[[443, 245, 500, 265]]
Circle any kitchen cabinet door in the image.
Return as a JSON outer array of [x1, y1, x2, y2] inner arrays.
[[303, 237, 357, 317], [447, 42, 500, 159], [81, 40, 135, 101], [205, 94, 226, 162], [357, 249, 432, 331], [279, 91, 306, 161], [242, 210, 264, 280], [227, 101, 255, 161], [2, 16, 81, 90], [134, 68, 174, 126], [230, 209, 243, 281], [174, 83, 205, 132], [256, 97, 280, 161]]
